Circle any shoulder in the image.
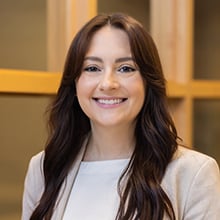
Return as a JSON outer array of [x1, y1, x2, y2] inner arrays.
[[22, 151, 45, 220], [23, 151, 45, 194], [162, 146, 220, 219], [29, 150, 45, 166], [163, 145, 220, 187], [169, 146, 219, 173], [25, 151, 45, 192], [27, 151, 45, 179]]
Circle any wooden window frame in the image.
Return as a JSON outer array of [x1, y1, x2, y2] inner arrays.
[[1, 0, 220, 145]]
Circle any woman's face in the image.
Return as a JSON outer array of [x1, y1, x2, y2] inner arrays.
[[76, 25, 145, 128]]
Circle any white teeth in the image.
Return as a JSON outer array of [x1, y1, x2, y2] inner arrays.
[[97, 98, 123, 105]]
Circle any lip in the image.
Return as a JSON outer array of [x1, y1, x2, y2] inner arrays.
[[92, 97, 127, 107]]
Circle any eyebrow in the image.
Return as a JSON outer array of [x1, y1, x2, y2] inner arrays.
[[84, 56, 135, 63], [115, 57, 134, 63]]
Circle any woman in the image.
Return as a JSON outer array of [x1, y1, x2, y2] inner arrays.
[[22, 13, 220, 220]]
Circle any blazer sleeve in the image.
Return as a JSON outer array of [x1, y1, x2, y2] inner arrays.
[[183, 157, 220, 220], [21, 151, 45, 220]]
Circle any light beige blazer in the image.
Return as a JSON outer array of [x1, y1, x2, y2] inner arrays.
[[22, 144, 220, 220]]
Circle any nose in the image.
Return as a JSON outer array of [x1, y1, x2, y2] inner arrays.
[[98, 71, 119, 91]]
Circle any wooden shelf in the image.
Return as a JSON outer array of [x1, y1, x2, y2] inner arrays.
[[190, 80, 220, 98], [0, 69, 61, 94], [168, 81, 220, 99]]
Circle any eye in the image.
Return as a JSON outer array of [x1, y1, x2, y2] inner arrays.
[[84, 66, 101, 72], [118, 65, 136, 73]]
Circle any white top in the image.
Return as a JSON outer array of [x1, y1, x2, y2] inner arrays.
[[62, 159, 130, 220]]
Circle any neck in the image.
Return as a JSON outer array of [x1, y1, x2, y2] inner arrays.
[[83, 124, 136, 161]]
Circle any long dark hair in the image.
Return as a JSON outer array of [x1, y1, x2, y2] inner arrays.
[[30, 13, 178, 220]]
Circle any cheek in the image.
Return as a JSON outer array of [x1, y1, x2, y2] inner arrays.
[[76, 74, 85, 90], [75, 79, 83, 97], [75, 80, 89, 115], [132, 76, 146, 98], [76, 75, 92, 96], [132, 79, 146, 111], [76, 74, 98, 91], [136, 87, 145, 109], [75, 79, 87, 111], [75, 75, 98, 109]]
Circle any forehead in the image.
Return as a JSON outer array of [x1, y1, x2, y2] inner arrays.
[[85, 26, 131, 57]]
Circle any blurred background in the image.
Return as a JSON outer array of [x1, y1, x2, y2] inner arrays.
[[0, 0, 220, 219]]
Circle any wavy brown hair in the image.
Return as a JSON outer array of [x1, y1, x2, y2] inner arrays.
[[30, 13, 178, 220]]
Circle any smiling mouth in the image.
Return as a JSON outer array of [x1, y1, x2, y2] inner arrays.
[[93, 98, 127, 105]]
